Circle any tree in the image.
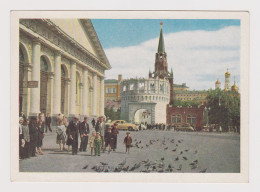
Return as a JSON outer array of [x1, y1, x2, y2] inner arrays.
[[206, 89, 240, 132]]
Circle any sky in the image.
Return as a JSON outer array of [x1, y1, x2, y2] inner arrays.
[[92, 19, 240, 90]]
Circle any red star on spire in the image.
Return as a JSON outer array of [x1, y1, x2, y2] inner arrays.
[[160, 22, 163, 26]]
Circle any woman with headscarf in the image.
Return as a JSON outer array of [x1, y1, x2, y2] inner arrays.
[[56, 120, 67, 151]]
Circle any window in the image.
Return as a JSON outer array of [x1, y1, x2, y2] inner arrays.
[[19, 48, 24, 63], [112, 87, 116, 93], [40, 56, 48, 72], [186, 115, 196, 125], [61, 65, 66, 78], [150, 83, 155, 93], [171, 115, 182, 124], [160, 84, 164, 93]]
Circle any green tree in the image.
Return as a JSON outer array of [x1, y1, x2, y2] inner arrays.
[[206, 89, 240, 132]]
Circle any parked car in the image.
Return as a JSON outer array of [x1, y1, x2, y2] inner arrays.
[[106, 120, 138, 131], [175, 124, 194, 132], [135, 123, 147, 130]]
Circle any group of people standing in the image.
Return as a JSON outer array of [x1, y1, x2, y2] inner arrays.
[[19, 112, 48, 159], [19, 112, 133, 159]]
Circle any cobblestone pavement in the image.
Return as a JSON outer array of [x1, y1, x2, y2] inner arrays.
[[19, 128, 240, 173]]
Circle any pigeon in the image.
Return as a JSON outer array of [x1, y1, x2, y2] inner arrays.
[[177, 164, 182, 171], [100, 162, 108, 166], [184, 149, 189, 152], [122, 166, 129, 171], [191, 165, 198, 169], [178, 140, 181, 143], [146, 144, 149, 147], [91, 165, 97, 170], [161, 157, 165, 161], [82, 165, 88, 169], [189, 162, 196, 166], [158, 169, 164, 172], [200, 168, 207, 173], [164, 147, 168, 150], [139, 141, 142, 144], [172, 148, 177, 152], [174, 157, 179, 161], [193, 160, 198, 163], [119, 159, 126, 166], [140, 146, 143, 149], [168, 164, 172, 169], [176, 144, 178, 147], [179, 151, 183, 155], [182, 156, 188, 160], [142, 159, 149, 164]]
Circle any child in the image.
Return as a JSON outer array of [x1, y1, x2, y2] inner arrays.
[[88, 131, 96, 156], [124, 132, 132, 154], [104, 127, 113, 153], [94, 132, 102, 156]]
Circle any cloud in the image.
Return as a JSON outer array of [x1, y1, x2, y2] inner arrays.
[[104, 26, 240, 90]]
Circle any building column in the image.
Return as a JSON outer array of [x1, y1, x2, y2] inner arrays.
[[23, 63, 32, 117], [47, 72, 54, 115], [69, 62, 76, 116], [82, 68, 88, 116], [100, 77, 105, 116], [64, 78, 71, 116], [53, 51, 61, 115], [92, 73, 97, 116], [30, 39, 41, 116]]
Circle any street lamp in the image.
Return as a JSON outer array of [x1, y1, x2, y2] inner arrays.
[[205, 106, 211, 129]]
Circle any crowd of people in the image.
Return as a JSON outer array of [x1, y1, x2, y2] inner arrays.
[[19, 112, 133, 159]]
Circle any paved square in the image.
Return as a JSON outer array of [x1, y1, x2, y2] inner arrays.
[[19, 129, 240, 173]]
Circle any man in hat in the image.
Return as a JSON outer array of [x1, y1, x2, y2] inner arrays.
[[104, 126, 113, 153], [95, 116, 106, 152], [45, 113, 52, 133], [19, 117, 25, 159], [79, 117, 90, 152], [67, 117, 80, 155], [123, 132, 132, 154]]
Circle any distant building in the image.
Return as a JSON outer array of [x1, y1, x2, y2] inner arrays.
[[104, 74, 122, 101], [173, 83, 189, 91], [214, 67, 239, 94], [174, 90, 208, 105]]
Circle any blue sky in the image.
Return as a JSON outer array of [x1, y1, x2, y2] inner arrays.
[[92, 19, 240, 49], [92, 19, 240, 90]]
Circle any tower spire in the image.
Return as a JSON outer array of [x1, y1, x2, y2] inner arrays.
[[157, 22, 165, 53]]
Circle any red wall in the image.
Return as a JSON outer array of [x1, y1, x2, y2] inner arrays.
[[166, 105, 205, 130]]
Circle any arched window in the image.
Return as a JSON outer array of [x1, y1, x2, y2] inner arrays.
[[150, 83, 155, 93], [19, 48, 24, 63], [61, 65, 66, 78], [40, 56, 48, 72]]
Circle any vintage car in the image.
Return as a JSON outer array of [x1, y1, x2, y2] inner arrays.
[[175, 124, 195, 132], [106, 120, 138, 131], [135, 123, 147, 130]]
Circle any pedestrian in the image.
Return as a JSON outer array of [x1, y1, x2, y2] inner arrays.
[[67, 117, 80, 155], [79, 117, 90, 152], [20, 111, 27, 122], [19, 117, 25, 159], [94, 132, 102, 156], [88, 131, 96, 156], [45, 113, 52, 133], [104, 127, 113, 153], [22, 119, 31, 158], [56, 120, 67, 151], [111, 123, 119, 151], [66, 122, 73, 152], [29, 117, 38, 157], [123, 132, 132, 154], [95, 116, 105, 152], [91, 118, 96, 129], [36, 120, 45, 155], [56, 114, 62, 126], [219, 125, 222, 134]]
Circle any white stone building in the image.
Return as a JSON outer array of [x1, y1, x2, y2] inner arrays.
[[120, 23, 174, 124], [120, 77, 170, 124], [19, 19, 111, 119]]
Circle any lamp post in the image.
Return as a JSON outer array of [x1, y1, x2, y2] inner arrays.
[[205, 106, 211, 131]]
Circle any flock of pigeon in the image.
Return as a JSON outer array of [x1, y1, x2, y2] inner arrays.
[[82, 136, 207, 173]]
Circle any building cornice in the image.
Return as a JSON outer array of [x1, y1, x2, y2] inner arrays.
[[19, 20, 105, 77]]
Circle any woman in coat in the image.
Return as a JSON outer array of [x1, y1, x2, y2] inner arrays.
[[111, 123, 119, 151], [36, 120, 45, 155], [56, 120, 67, 151]]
